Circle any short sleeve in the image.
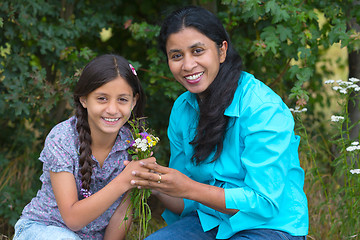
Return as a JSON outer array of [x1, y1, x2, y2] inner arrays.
[[40, 128, 76, 174]]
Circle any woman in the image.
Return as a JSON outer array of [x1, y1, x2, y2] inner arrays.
[[131, 6, 308, 240]]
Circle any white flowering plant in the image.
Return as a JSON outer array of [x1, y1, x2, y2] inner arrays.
[[124, 117, 160, 239], [291, 77, 360, 237]]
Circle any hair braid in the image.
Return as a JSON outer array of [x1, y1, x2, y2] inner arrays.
[[75, 102, 94, 191]]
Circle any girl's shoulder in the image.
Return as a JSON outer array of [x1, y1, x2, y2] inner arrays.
[[45, 116, 78, 146]]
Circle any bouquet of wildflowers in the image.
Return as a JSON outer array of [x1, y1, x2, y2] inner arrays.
[[125, 117, 159, 239]]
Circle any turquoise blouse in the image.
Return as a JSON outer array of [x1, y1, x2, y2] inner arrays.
[[162, 72, 309, 239]]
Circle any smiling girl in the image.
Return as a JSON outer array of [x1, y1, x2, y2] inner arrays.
[[13, 54, 155, 240]]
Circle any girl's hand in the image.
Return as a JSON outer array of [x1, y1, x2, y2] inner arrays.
[[129, 162, 193, 199]]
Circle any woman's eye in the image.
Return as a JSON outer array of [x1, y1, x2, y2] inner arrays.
[[170, 53, 182, 60], [193, 48, 204, 54]]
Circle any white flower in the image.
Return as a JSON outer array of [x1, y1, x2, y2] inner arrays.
[[350, 169, 360, 174], [355, 87, 360, 91], [133, 138, 149, 152], [134, 138, 142, 145], [340, 89, 348, 94], [346, 145, 360, 152], [346, 146, 356, 152], [348, 84, 359, 89], [332, 86, 342, 91], [324, 80, 335, 84], [351, 141, 359, 146], [339, 81, 353, 86], [336, 80, 343, 84], [289, 106, 307, 113], [331, 115, 344, 122], [349, 77, 360, 83]]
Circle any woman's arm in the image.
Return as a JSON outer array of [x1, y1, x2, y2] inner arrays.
[[150, 190, 184, 215], [103, 191, 133, 240], [50, 157, 156, 231]]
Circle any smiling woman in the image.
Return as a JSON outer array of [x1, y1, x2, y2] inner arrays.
[[131, 6, 309, 240], [12, 54, 156, 240]]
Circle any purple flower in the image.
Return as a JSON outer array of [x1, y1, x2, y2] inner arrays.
[[140, 132, 149, 139]]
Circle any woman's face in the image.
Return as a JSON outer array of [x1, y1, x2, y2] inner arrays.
[[166, 27, 227, 95], [80, 76, 137, 141]]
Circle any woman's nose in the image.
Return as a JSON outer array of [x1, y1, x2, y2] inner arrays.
[[182, 55, 197, 71]]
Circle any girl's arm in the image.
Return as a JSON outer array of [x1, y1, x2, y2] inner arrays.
[[50, 157, 156, 231], [103, 191, 133, 240]]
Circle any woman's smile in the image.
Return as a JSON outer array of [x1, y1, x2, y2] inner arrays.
[[184, 72, 204, 84], [166, 27, 227, 94]]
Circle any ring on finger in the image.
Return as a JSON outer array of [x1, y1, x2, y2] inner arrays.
[[157, 174, 162, 184]]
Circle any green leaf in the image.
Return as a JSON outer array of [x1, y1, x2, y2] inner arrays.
[[277, 25, 292, 42]]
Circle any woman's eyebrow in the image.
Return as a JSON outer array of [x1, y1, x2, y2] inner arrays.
[[168, 42, 206, 54], [189, 42, 205, 48]]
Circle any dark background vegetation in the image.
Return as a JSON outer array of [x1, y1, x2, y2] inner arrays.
[[1, 0, 359, 239]]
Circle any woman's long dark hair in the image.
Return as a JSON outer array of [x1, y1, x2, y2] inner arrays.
[[159, 6, 243, 165], [73, 54, 145, 192]]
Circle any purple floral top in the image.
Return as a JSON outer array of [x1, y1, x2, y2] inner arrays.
[[20, 116, 132, 239]]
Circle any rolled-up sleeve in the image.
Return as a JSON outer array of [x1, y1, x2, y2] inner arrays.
[[224, 101, 294, 228]]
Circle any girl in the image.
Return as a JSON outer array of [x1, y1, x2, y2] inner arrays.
[[13, 54, 155, 240], [130, 6, 309, 240]]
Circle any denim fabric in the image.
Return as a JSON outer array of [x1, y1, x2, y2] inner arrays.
[[13, 218, 81, 240], [145, 212, 306, 240]]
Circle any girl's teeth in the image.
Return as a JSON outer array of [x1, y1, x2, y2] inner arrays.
[[186, 72, 203, 80], [104, 118, 119, 122]]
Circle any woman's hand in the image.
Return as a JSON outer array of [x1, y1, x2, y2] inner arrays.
[[128, 161, 193, 199], [122, 157, 157, 190], [129, 161, 239, 215]]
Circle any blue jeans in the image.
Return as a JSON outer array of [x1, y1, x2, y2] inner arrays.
[[145, 212, 306, 240], [13, 218, 81, 240]]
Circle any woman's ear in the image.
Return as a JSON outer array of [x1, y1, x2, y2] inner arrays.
[[79, 96, 87, 108], [219, 40, 228, 63]]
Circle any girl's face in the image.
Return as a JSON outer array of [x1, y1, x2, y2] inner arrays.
[[166, 27, 227, 95], [80, 76, 137, 140]]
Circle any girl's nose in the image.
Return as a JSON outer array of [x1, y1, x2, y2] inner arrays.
[[106, 100, 118, 115]]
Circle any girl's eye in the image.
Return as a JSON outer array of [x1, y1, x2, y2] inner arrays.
[[97, 97, 107, 102], [119, 98, 129, 102]]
